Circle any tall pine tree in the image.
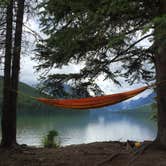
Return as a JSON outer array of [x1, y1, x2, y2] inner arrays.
[[1, 0, 14, 147], [36, 0, 166, 147], [1, 0, 25, 147]]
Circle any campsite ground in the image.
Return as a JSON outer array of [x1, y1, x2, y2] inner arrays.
[[0, 141, 166, 166]]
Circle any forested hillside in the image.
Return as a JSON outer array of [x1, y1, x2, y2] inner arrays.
[[0, 76, 59, 113]]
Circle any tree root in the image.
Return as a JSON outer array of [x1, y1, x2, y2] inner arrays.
[[0, 143, 29, 153]]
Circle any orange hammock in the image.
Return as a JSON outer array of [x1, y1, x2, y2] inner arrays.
[[36, 86, 149, 109]]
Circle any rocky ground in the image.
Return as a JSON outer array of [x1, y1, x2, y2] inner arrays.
[[0, 141, 166, 166]]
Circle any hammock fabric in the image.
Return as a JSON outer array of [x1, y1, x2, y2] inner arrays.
[[36, 86, 148, 109]]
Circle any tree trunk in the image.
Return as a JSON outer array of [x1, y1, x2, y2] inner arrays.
[[155, 0, 166, 147], [1, 0, 25, 148], [1, 0, 14, 147], [10, 0, 25, 146]]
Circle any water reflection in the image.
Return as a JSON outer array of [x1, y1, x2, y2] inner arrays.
[[13, 110, 157, 146]]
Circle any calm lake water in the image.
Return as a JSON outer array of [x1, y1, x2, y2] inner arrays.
[[10, 108, 157, 147]]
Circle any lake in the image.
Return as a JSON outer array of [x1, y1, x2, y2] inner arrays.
[[12, 108, 157, 147]]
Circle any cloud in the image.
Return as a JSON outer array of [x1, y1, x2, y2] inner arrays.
[[19, 56, 38, 86]]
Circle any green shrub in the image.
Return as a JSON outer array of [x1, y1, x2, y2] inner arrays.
[[42, 130, 60, 148]]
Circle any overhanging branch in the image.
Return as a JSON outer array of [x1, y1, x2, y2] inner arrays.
[[109, 33, 154, 63]]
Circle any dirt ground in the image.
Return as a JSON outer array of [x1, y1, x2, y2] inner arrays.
[[0, 141, 166, 166]]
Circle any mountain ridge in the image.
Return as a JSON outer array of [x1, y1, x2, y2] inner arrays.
[[91, 91, 155, 112]]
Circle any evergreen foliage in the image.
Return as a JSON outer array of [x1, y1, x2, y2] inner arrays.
[[34, 0, 165, 97], [0, 0, 9, 6]]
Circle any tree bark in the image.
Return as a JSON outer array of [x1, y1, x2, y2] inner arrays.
[[1, 0, 14, 147], [155, 0, 166, 147], [10, 0, 25, 146], [1, 0, 25, 148]]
